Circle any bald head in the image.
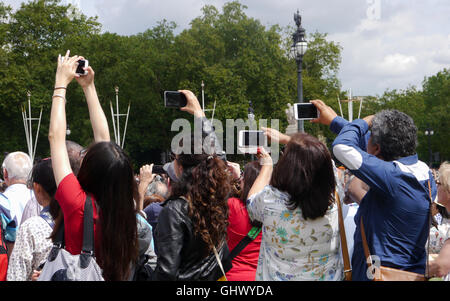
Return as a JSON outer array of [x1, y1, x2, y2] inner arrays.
[[2, 152, 33, 184]]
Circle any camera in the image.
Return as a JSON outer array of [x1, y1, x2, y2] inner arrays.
[[164, 91, 188, 108]]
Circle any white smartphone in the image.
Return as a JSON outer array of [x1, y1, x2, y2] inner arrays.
[[238, 130, 268, 154], [294, 103, 319, 121]]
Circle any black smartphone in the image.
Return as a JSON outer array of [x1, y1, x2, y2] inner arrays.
[[294, 103, 319, 120], [76, 60, 89, 76], [152, 165, 167, 175], [164, 91, 188, 108], [239, 130, 267, 148]]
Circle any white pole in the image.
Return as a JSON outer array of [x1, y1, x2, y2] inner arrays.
[[202, 81, 205, 113], [337, 94, 344, 118], [358, 98, 363, 119], [32, 108, 43, 162], [121, 102, 131, 149], [115, 87, 120, 146], [22, 107, 30, 155], [28, 92, 33, 160], [211, 100, 217, 124], [348, 89, 353, 122], [110, 101, 118, 144]]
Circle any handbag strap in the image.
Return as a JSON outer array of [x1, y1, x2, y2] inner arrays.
[[360, 180, 434, 276], [81, 195, 95, 255], [228, 227, 261, 262], [213, 244, 227, 281], [335, 191, 352, 281], [52, 194, 95, 255]]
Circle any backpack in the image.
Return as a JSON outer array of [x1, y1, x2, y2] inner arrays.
[[0, 225, 8, 281]]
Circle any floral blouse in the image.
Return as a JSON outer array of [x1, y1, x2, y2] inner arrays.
[[7, 216, 53, 281], [429, 215, 450, 254], [247, 185, 343, 281]]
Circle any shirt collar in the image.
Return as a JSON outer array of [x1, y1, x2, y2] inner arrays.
[[395, 154, 419, 165]]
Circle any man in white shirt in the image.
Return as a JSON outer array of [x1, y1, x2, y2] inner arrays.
[[2, 152, 34, 226]]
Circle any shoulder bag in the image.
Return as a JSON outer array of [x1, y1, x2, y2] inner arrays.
[[335, 191, 352, 281], [38, 195, 104, 281]]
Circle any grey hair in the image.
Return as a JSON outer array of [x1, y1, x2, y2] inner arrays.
[[66, 140, 84, 176], [145, 180, 169, 199], [438, 162, 450, 193], [2, 152, 33, 181], [370, 110, 418, 161]]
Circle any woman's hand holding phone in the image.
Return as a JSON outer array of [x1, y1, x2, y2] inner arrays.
[[179, 90, 205, 118], [55, 50, 81, 88]]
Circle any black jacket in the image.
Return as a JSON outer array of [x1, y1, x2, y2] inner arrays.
[[152, 197, 231, 281]]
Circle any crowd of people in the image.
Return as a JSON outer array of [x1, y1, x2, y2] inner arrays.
[[0, 50, 449, 282]]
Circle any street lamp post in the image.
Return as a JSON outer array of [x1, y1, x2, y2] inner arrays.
[[291, 10, 308, 133], [425, 126, 434, 167]]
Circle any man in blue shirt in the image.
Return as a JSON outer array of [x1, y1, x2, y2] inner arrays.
[[331, 110, 436, 280]]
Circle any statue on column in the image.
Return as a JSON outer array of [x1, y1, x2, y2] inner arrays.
[[285, 103, 298, 136]]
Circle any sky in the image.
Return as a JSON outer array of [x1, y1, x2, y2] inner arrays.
[[4, 0, 450, 97]]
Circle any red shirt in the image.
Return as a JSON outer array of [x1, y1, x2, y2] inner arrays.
[[55, 174, 102, 260], [226, 197, 262, 281]]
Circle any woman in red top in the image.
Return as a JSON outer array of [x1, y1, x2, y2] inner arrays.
[[49, 51, 140, 281], [226, 161, 263, 281]]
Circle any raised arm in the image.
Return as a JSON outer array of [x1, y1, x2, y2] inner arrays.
[[49, 51, 79, 186], [75, 66, 110, 142]]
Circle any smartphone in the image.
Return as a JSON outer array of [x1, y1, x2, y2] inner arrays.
[[76, 60, 89, 76], [238, 130, 267, 148], [152, 165, 167, 175], [164, 91, 188, 108], [294, 103, 319, 120]]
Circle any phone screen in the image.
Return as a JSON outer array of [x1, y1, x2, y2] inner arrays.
[[295, 103, 318, 120], [152, 165, 167, 175], [164, 91, 188, 108], [242, 131, 265, 147], [76, 60, 87, 75]]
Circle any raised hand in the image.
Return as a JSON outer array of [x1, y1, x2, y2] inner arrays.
[[55, 50, 80, 88], [179, 90, 205, 118], [261, 127, 291, 145], [75, 66, 95, 90], [310, 100, 338, 126]]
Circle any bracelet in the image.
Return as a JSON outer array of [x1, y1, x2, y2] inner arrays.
[[52, 95, 66, 102], [54, 87, 67, 90]]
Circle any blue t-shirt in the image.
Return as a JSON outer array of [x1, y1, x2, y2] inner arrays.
[[332, 119, 437, 281]]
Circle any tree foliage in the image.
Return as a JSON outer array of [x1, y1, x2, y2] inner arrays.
[[0, 0, 447, 168]]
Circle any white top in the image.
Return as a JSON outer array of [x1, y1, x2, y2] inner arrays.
[[247, 185, 343, 281], [7, 216, 53, 281], [4, 184, 35, 226]]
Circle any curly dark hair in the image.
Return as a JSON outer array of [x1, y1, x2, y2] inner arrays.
[[171, 150, 231, 256], [371, 110, 418, 161]]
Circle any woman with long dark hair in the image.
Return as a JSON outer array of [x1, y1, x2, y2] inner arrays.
[[48, 51, 148, 281], [152, 91, 232, 281], [246, 130, 343, 281], [226, 161, 263, 281]]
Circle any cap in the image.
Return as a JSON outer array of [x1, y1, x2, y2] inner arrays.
[[163, 162, 179, 183]]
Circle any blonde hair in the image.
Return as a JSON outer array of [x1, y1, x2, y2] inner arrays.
[[438, 162, 450, 193]]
